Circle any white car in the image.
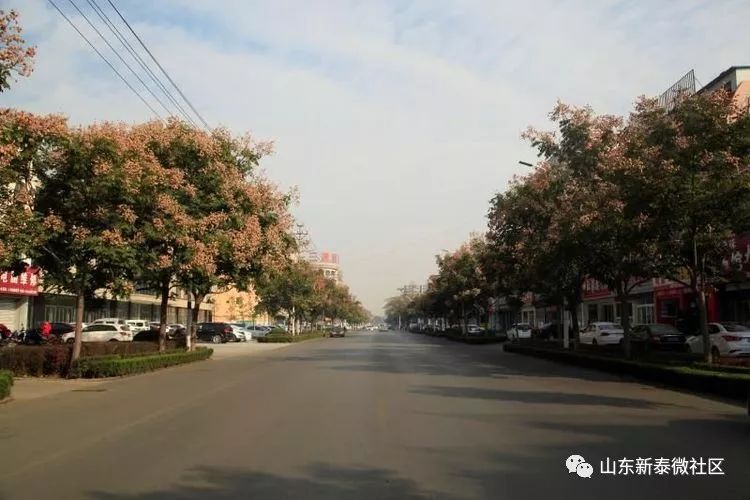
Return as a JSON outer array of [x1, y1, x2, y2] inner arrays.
[[62, 323, 133, 343], [507, 323, 532, 340], [466, 325, 485, 336], [92, 318, 129, 327], [125, 319, 149, 333], [579, 322, 624, 346], [687, 322, 750, 358], [228, 324, 250, 342]]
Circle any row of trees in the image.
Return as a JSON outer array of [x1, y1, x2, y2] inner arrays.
[[0, 10, 364, 360], [389, 91, 750, 362], [1, 111, 295, 360], [256, 259, 370, 333]]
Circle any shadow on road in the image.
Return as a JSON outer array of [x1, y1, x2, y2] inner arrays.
[[410, 385, 673, 409], [87, 463, 451, 500], [277, 333, 623, 382]]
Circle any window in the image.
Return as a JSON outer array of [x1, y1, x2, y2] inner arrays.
[[723, 81, 732, 92], [660, 299, 678, 318], [602, 304, 615, 322], [587, 304, 598, 323], [635, 304, 654, 325], [708, 324, 720, 334]]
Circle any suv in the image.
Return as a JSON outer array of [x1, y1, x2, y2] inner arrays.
[[125, 319, 149, 333], [196, 323, 234, 344]]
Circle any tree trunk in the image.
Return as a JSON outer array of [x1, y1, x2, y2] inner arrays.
[[695, 288, 711, 363], [618, 295, 632, 359], [69, 288, 85, 370], [568, 300, 580, 342], [190, 293, 204, 351], [158, 279, 169, 353], [185, 289, 193, 352]]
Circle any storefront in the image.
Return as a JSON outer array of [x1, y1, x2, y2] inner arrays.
[[653, 279, 718, 329], [28, 291, 213, 327], [0, 268, 39, 330]]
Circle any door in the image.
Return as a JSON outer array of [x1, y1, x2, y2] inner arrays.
[[0, 298, 17, 330]]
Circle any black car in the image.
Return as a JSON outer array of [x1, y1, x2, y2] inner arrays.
[[196, 323, 234, 344], [133, 326, 186, 342], [631, 323, 686, 350], [329, 326, 346, 338]]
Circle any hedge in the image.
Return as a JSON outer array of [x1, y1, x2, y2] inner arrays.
[[70, 348, 213, 378], [0, 341, 184, 377], [0, 370, 12, 400], [504, 343, 750, 402], [257, 331, 327, 343]]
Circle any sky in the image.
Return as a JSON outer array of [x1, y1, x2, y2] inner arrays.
[[3, 0, 750, 314]]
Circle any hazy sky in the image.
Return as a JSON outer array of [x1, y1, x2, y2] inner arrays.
[[4, 0, 750, 313]]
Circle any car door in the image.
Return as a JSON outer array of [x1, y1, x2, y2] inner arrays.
[[579, 325, 590, 343], [81, 325, 102, 342]]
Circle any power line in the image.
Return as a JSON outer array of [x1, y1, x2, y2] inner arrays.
[[106, 0, 212, 131], [46, 0, 163, 118], [85, 0, 198, 127], [66, 0, 176, 118]]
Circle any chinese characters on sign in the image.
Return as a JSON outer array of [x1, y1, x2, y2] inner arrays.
[[0, 268, 40, 296], [599, 457, 724, 476]]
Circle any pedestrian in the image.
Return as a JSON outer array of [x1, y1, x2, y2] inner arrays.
[[40, 320, 52, 339]]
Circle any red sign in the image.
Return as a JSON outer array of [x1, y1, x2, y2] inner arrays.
[[0, 267, 40, 296], [724, 232, 750, 275]]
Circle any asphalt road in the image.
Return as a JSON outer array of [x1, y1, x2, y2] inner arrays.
[[0, 331, 748, 499]]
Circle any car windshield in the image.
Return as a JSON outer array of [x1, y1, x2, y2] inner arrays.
[[516, 324, 530, 330]]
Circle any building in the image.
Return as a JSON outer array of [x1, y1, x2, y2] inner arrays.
[[27, 287, 214, 328], [309, 251, 342, 282], [212, 286, 271, 325], [0, 268, 37, 331], [699, 65, 750, 111]]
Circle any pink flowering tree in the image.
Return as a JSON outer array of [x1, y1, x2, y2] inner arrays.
[[0, 9, 36, 92]]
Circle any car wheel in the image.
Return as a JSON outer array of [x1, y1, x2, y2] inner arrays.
[[711, 346, 721, 361], [212, 334, 222, 344], [66, 338, 74, 344], [109, 339, 118, 342]]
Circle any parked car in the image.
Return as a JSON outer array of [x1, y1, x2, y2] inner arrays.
[[133, 325, 186, 342], [62, 323, 132, 343], [579, 322, 624, 346], [507, 323, 532, 340], [466, 325, 485, 336], [535, 321, 569, 340], [687, 322, 750, 358], [630, 323, 686, 349], [228, 324, 249, 342], [242, 325, 272, 339], [125, 319, 149, 334], [378, 325, 389, 332], [196, 323, 234, 344]]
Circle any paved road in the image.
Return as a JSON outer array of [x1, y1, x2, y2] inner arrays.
[[0, 331, 747, 499]]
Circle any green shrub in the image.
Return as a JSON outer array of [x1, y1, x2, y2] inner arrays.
[[70, 348, 213, 378], [0, 370, 12, 400], [257, 331, 327, 343], [0, 341, 187, 377], [504, 344, 750, 401]]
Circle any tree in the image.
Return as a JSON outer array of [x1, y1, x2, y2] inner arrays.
[[630, 92, 750, 362], [0, 10, 35, 92], [0, 109, 68, 269], [32, 122, 140, 364], [255, 260, 317, 335], [432, 236, 489, 334]]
